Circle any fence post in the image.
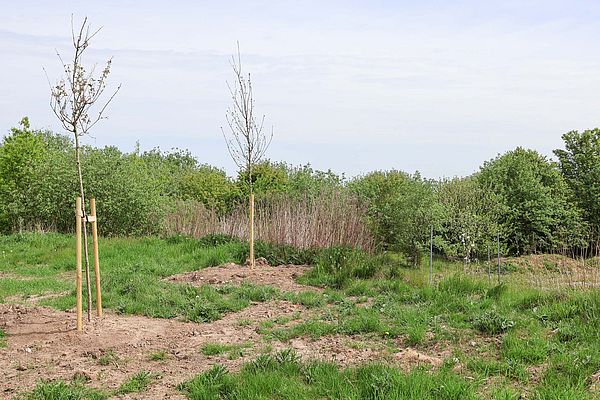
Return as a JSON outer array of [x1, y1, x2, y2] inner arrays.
[[429, 225, 433, 285], [90, 198, 102, 318], [487, 242, 491, 282], [75, 197, 83, 331], [497, 231, 501, 283]]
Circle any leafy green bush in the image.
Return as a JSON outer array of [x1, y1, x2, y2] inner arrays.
[[232, 240, 319, 266], [472, 309, 515, 335], [197, 234, 241, 247]]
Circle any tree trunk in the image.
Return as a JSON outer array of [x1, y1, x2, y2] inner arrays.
[[74, 132, 93, 321], [249, 189, 255, 268]]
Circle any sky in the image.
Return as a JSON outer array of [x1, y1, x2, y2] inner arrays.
[[1, 0, 599, 179]]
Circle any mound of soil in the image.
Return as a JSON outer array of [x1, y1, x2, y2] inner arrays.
[[0, 301, 304, 399], [166, 263, 319, 293]]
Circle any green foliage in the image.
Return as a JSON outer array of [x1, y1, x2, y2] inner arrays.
[[472, 309, 515, 335], [0, 118, 75, 233], [179, 354, 477, 400], [305, 246, 380, 288], [237, 160, 290, 197], [17, 379, 109, 400], [179, 164, 240, 214], [350, 171, 439, 265], [478, 147, 585, 255], [149, 350, 168, 361], [197, 234, 241, 247], [554, 128, 600, 228], [116, 371, 157, 395], [435, 176, 500, 258], [232, 240, 319, 266], [201, 343, 237, 356], [0, 328, 6, 348]]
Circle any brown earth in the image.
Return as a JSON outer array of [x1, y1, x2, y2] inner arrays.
[[0, 301, 304, 399], [165, 262, 319, 293]]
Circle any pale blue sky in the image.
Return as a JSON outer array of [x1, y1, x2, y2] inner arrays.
[[1, 0, 599, 178]]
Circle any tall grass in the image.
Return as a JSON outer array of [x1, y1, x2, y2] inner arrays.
[[164, 191, 374, 251]]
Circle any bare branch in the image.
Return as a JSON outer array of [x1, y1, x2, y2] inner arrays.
[[221, 43, 272, 191]]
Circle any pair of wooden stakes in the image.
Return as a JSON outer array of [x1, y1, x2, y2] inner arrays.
[[75, 197, 102, 331]]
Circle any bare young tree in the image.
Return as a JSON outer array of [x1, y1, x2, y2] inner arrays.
[[221, 43, 272, 268], [46, 16, 120, 321]]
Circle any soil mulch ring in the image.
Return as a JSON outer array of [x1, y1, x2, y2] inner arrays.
[[165, 262, 320, 293]]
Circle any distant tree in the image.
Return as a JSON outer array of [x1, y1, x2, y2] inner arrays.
[[0, 118, 46, 232], [237, 160, 288, 198], [478, 147, 585, 255], [221, 44, 272, 267], [435, 176, 500, 259], [350, 171, 439, 266], [179, 164, 240, 214], [554, 129, 600, 229], [46, 17, 120, 320]]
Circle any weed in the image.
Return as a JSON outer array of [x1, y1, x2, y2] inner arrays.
[[97, 350, 119, 366], [149, 350, 168, 361], [117, 370, 157, 394], [472, 309, 515, 335], [17, 379, 109, 400]]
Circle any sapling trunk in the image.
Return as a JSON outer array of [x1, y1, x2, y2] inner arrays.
[[75, 132, 92, 321]]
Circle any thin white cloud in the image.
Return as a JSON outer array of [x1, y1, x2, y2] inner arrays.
[[1, 1, 599, 178]]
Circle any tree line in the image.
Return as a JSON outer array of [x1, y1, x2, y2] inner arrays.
[[1, 118, 599, 261]]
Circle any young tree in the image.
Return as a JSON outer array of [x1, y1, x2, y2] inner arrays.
[[221, 44, 272, 267], [46, 16, 120, 320]]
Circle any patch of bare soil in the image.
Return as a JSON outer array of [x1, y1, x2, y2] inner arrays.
[[5, 291, 70, 304], [0, 301, 303, 399], [166, 262, 319, 293], [269, 335, 449, 371]]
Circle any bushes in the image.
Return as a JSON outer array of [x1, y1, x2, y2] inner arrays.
[[308, 246, 380, 288], [472, 309, 515, 335], [232, 240, 319, 266]]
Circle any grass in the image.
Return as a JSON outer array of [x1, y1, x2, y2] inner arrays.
[[3, 233, 600, 399], [149, 350, 168, 361], [179, 349, 478, 400], [0, 233, 283, 322], [116, 370, 158, 394], [16, 379, 109, 400], [201, 342, 250, 360], [0, 328, 6, 348], [97, 350, 119, 366], [16, 371, 158, 399]]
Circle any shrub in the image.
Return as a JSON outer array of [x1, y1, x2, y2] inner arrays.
[[472, 309, 515, 335]]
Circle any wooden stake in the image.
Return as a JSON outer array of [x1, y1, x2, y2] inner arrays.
[[249, 192, 255, 268], [90, 198, 102, 318], [429, 225, 433, 285], [76, 197, 83, 331]]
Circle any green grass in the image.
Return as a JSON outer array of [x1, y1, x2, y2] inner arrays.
[[3, 233, 600, 399], [0, 328, 6, 348], [16, 379, 109, 400], [116, 370, 157, 395], [179, 349, 478, 400], [0, 234, 281, 322], [149, 350, 168, 361], [97, 350, 119, 366], [201, 342, 250, 359]]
